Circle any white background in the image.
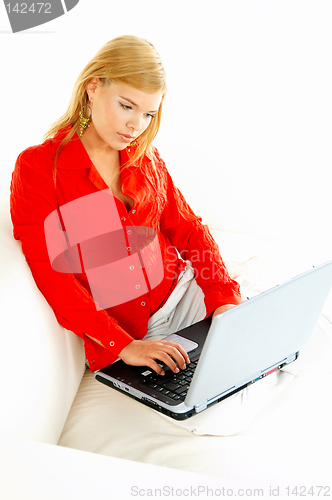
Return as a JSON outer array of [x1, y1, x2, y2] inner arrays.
[[1, 0, 331, 495], [1, 0, 332, 259]]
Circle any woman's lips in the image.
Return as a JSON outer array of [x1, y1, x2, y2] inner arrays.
[[117, 133, 134, 143]]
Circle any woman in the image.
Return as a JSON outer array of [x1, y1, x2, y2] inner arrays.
[[10, 35, 241, 376]]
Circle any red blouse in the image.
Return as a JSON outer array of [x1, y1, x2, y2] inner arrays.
[[10, 126, 241, 371]]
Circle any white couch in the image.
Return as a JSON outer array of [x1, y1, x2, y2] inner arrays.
[[1, 168, 332, 499]]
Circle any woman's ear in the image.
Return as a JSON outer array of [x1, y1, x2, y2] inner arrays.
[[86, 77, 100, 102]]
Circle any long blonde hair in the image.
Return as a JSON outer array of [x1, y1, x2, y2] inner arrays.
[[44, 35, 167, 175]]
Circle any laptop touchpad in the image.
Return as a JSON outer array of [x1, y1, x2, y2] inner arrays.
[[163, 333, 198, 353]]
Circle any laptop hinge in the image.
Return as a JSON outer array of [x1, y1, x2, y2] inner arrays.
[[194, 401, 208, 413]]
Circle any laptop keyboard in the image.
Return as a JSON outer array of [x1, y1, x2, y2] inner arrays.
[[139, 359, 198, 402]]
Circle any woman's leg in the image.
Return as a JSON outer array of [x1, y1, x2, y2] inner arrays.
[[144, 260, 206, 341]]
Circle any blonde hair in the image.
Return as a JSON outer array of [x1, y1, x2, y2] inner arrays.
[[44, 35, 167, 175]]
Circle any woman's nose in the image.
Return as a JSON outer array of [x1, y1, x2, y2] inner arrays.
[[127, 114, 143, 133]]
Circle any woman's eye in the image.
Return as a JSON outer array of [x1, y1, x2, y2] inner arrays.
[[120, 103, 132, 110], [120, 103, 154, 119]]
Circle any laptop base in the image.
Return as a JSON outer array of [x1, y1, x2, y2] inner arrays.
[[95, 352, 299, 420]]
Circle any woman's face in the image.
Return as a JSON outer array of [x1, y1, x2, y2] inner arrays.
[[85, 78, 163, 150]]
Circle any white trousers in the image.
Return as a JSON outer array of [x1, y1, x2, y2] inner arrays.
[[144, 260, 207, 341]]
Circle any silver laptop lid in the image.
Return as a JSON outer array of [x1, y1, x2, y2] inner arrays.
[[185, 260, 332, 408]]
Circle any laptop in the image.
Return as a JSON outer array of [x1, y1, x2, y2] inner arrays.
[[94, 260, 332, 420]]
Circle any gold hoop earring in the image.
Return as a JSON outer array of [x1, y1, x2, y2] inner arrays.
[[79, 105, 92, 137]]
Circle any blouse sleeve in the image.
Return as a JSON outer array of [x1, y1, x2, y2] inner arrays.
[[157, 151, 242, 317], [10, 143, 134, 362]]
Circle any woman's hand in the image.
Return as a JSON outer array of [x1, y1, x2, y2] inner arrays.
[[212, 304, 237, 320], [118, 339, 191, 376]]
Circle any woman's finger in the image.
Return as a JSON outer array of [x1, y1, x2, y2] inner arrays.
[[142, 358, 166, 376], [159, 342, 190, 368]]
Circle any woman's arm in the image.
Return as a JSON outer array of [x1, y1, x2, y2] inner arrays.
[[157, 153, 242, 317], [10, 144, 134, 369]]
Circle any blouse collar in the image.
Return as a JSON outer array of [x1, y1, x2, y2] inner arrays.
[[51, 125, 144, 172]]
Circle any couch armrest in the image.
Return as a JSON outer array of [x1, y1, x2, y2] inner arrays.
[[0, 199, 86, 444]]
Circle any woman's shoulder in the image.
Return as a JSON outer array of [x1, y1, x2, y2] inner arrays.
[[16, 138, 53, 171], [16, 125, 71, 170], [151, 145, 166, 169], [13, 139, 55, 193], [142, 145, 169, 186]]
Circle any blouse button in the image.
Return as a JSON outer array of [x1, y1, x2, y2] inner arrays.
[[127, 230, 132, 235], [129, 265, 134, 270], [141, 302, 145, 306], [135, 284, 140, 289], [121, 217, 126, 221], [127, 247, 131, 251], [132, 210, 136, 214], [109, 341, 115, 346]]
